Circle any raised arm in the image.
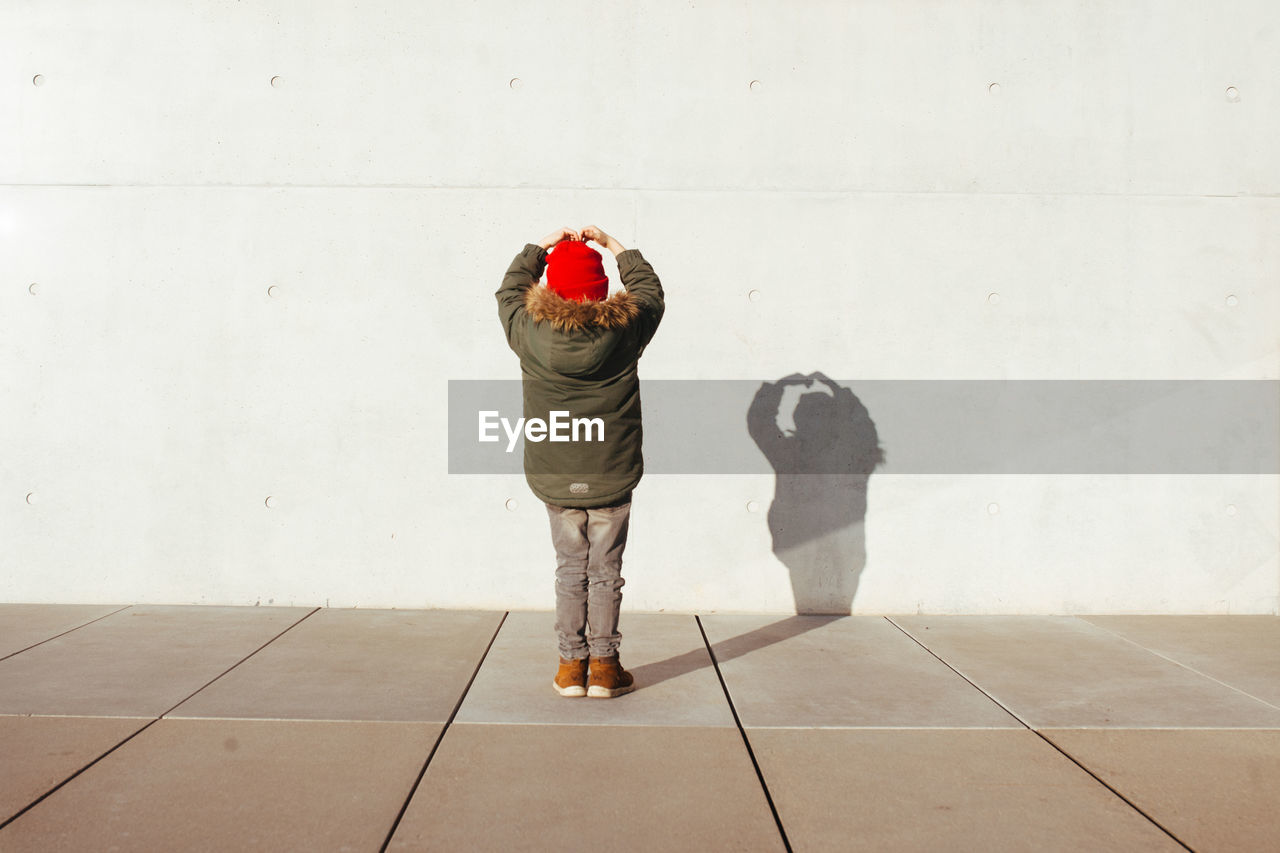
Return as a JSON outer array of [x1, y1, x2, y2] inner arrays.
[[582, 225, 665, 348], [496, 244, 544, 351], [496, 227, 581, 350], [582, 225, 626, 258]]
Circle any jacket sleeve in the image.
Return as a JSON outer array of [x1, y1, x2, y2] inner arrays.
[[616, 249, 665, 350], [496, 243, 547, 354]]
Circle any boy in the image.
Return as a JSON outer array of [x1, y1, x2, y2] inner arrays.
[[496, 225, 664, 698]]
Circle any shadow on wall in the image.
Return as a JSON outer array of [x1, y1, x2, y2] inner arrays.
[[629, 373, 881, 693], [748, 372, 884, 615]]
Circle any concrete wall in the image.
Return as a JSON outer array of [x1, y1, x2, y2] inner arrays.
[[3, 1, 1277, 613]]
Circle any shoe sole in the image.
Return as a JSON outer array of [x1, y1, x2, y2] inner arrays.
[[587, 684, 635, 699], [553, 682, 586, 697]]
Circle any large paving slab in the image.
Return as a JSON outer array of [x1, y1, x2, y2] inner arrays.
[[1042, 728, 1280, 853], [0, 715, 149, 825], [0, 718, 439, 851], [170, 608, 504, 722], [0, 605, 313, 717], [456, 611, 735, 726], [388, 723, 785, 851], [1081, 616, 1280, 709], [749, 728, 1182, 852], [0, 604, 127, 660], [701, 614, 1020, 728], [890, 615, 1280, 728]]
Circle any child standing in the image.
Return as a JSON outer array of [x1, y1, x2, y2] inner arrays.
[[496, 225, 665, 698]]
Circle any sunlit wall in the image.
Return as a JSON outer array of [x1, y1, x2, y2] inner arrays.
[[3, 1, 1277, 612]]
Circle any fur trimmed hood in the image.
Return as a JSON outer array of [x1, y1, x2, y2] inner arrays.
[[524, 286, 640, 332]]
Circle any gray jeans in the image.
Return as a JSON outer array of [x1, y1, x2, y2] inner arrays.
[[545, 499, 631, 660]]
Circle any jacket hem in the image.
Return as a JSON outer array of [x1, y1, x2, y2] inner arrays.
[[529, 481, 638, 509]]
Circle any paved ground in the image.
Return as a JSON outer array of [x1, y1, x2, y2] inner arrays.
[[0, 605, 1277, 851]]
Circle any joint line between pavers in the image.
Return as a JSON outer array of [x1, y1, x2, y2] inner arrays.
[[0, 717, 156, 832], [159, 606, 322, 719], [881, 617, 1031, 729], [696, 614, 793, 853], [0, 604, 134, 664], [378, 610, 510, 853], [1035, 730, 1198, 853], [159, 715, 441, 725], [883, 616, 1196, 852], [1077, 617, 1280, 713], [0, 713, 155, 721]]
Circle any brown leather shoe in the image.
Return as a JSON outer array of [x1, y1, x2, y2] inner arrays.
[[553, 657, 588, 697], [587, 655, 635, 698]]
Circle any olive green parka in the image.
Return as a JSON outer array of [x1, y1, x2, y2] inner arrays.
[[496, 243, 665, 507]]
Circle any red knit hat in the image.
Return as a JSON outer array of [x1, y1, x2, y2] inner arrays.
[[546, 240, 608, 302]]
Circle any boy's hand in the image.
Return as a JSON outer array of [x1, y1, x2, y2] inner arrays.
[[538, 227, 581, 249], [583, 225, 626, 256]]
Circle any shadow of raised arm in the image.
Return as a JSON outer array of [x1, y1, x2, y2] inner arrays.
[[748, 372, 884, 614]]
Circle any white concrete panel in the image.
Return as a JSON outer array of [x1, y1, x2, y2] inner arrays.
[[635, 192, 1280, 381], [629, 1, 1280, 196], [2, 2, 1278, 613], [850, 475, 1280, 614], [631, 475, 1280, 615], [2, 183, 1277, 611], [0, 186, 632, 606], [2, 1, 1277, 194]]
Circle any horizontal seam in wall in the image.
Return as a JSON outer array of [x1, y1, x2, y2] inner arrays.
[[0, 183, 1276, 200]]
